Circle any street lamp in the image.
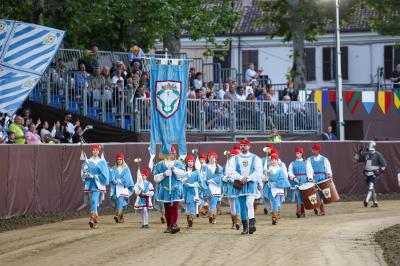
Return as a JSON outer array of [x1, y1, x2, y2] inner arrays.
[[335, 0, 345, 140]]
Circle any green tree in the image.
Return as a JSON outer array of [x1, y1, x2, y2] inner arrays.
[[362, 0, 400, 37]]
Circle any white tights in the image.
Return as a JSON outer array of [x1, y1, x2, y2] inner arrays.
[[228, 198, 238, 216], [246, 195, 255, 219], [139, 209, 149, 225]]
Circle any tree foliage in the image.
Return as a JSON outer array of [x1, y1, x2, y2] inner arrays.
[[361, 0, 400, 37], [0, 0, 238, 52]]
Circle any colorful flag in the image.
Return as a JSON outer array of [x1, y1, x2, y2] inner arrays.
[[378, 91, 391, 114], [149, 58, 190, 159], [344, 91, 361, 113], [329, 90, 336, 111], [322, 90, 329, 112], [394, 92, 400, 112], [0, 19, 64, 114], [315, 90, 322, 112], [361, 91, 375, 114]]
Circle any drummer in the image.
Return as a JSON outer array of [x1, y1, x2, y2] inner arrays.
[[307, 144, 333, 216], [287, 147, 314, 218]]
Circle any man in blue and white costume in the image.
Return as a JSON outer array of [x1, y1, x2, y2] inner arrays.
[[154, 146, 186, 234], [222, 149, 241, 230], [110, 153, 134, 223], [227, 139, 262, 235], [307, 144, 332, 216], [262, 153, 290, 225], [287, 147, 313, 218], [81, 144, 110, 229], [183, 155, 202, 228], [202, 151, 223, 224]]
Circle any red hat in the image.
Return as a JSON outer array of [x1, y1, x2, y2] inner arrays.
[[170, 145, 176, 153], [271, 149, 279, 155], [116, 153, 124, 159], [186, 155, 195, 162], [271, 154, 279, 160], [140, 168, 149, 176], [312, 144, 321, 151], [266, 144, 274, 149], [233, 145, 240, 150], [239, 139, 251, 145], [199, 153, 207, 160], [92, 144, 101, 151], [208, 151, 218, 160], [295, 147, 303, 153], [230, 149, 240, 156]]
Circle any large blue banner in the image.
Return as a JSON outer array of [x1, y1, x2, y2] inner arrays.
[[149, 58, 189, 160], [0, 19, 64, 114]]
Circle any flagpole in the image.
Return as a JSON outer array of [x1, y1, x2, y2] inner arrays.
[[335, 0, 345, 140]]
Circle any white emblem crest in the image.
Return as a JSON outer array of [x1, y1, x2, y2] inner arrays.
[[308, 194, 318, 205], [322, 188, 331, 199], [155, 80, 182, 118]]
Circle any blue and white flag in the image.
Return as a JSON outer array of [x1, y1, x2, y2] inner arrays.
[[0, 19, 64, 114], [149, 58, 189, 161], [361, 91, 375, 114]]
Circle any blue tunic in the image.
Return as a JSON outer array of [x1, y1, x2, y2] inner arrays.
[[263, 167, 290, 200], [202, 164, 223, 198], [234, 154, 258, 196], [183, 169, 203, 204], [154, 160, 185, 202], [134, 181, 154, 209], [82, 158, 110, 192], [110, 166, 134, 207], [310, 156, 328, 183], [222, 167, 239, 198]]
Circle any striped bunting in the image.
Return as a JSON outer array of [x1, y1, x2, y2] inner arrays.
[[378, 91, 391, 114], [315, 90, 322, 112], [344, 91, 361, 113], [394, 92, 400, 112], [0, 19, 64, 114], [361, 91, 375, 114]]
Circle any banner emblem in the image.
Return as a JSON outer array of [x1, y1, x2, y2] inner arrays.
[[155, 80, 181, 118]]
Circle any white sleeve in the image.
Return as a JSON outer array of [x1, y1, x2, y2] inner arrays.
[[324, 158, 332, 176], [226, 157, 241, 180], [287, 162, 294, 179], [249, 156, 262, 182], [154, 172, 165, 183], [134, 184, 142, 195], [173, 167, 186, 180], [306, 161, 314, 181], [146, 183, 154, 197]]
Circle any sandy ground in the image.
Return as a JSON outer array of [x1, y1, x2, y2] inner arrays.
[[0, 201, 399, 266]]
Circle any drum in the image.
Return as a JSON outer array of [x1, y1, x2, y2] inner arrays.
[[316, 179, 339, 204], [299, 182, 321, 210]]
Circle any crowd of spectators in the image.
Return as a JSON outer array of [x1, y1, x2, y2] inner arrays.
[[0, 110, 92, 145]]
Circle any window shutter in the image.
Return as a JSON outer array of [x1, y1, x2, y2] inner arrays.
[[305, 48, 316, 81], [341, 47, 348, 80], [323, 47, 331, 81], [242, 50, 258, 75], [384, 45, 393, 79]]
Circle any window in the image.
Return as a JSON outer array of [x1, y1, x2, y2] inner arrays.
[[242, 50, 258, 75], [305, 48, 316, 81], [384, 45, 400, 79], [322, 47, 348, 81]]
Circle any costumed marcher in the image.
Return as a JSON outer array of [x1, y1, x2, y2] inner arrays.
[[307, 144, 333, 216], [183, 155, 202, 228], [222, 149, 241, 230], [227, 140, 262, 235], [81, 144, 110, 229], [134, 168, 154, 228], [154, 146, 186, 234], [287, 148, 313, 218], [110, 153, 134, 223], [202, 151, 223, 224], [197, 152, 210, 216], [261, 144, 274, 215], [262, 154, 290, 225], [355, 141, 387, 208]]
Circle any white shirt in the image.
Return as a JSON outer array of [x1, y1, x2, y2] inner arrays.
[[217, 89, 226, 100], [307, 155, 332, 176], [245, 68, 257, 83], [112, 75, 124, 84], [245, 86, 254, 97], [236, 94, 247, 101], [227, 152, 262, 182], [262, 157, 288, 179], [287, 159, 314, 181], [193, 79, 202, 90], [66, 122, 75, 135]]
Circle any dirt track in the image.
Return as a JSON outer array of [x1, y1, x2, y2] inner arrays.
[[0, 201, 399, 266]]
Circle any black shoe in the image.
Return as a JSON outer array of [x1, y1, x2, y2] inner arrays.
[[196, 214, 199, 217], [241, 220, 249, 235], [144, 224, 149, 229], [363, 201, 368, 207], [141, 225, 145, 228], [314, 209, 318, 215], [263, 208, 268, 215], [249, 218, 256, 234], [371, 203, 379, 208], [188, 220, 193, 228]]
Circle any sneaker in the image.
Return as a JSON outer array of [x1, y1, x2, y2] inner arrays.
[[144, 224, 149, 229]]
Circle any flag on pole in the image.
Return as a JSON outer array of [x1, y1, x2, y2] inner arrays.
[[322, 90, 329, 112], [315, 90, 322, 112], [329, 90, 336, 111], [149, 58, 190, 159], [344, 91, 361, 113], [361, 91, 375, 114], [0, 19, 64, 114], [394, 92, 400, 112], [378, 91, 391, 114]]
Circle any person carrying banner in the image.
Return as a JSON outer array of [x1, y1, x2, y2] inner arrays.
[[110, 153, 134, 223], [134, 168, 154, 228], [287, 148, 314, 218], [307, 144, 333, 216], [262, 154, 290, 225], [227, 140, 262, 235], [222, 149, 241, 230], [183, 155, 202, 228], [202, 151, 223, 224], [354, 141, 387, 208], [154, 146, 186, 234], [81, 144, 110, 229]]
